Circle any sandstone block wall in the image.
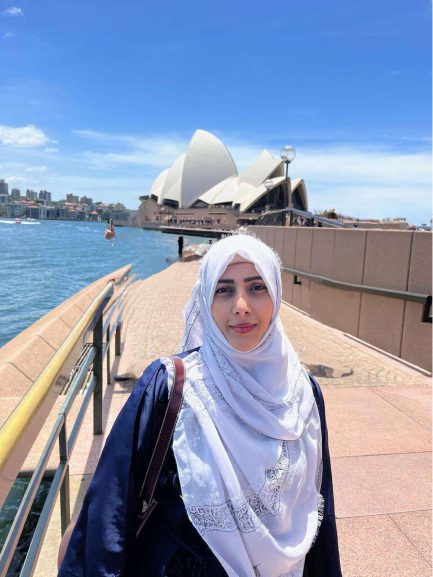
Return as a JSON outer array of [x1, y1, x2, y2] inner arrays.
[[250, 226, 432, 372], [0, 263, 131, 402]]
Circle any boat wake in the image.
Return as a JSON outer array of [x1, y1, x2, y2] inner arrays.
[[0, 220, 41, 225]]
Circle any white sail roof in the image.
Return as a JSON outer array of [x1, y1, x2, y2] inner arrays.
[[150, 168, 169, 204], [181, 130, 238, 208], [160, 153, 186, 204], [239, 150, 284, 186], [235, 177, 307, 212], [237, 176, 286, 212], [291, 178, 308, 211], [198, 176, 239, 205]]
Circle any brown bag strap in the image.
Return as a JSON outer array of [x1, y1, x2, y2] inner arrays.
[[136, 356, 185, 535]]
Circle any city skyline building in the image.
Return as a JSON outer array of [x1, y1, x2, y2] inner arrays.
[[39, 190, 52, 203], [26, 189, 38, 201], [0, 175, 133, 223], [66, 193, 79, 204], [0, 180, 8, 196]]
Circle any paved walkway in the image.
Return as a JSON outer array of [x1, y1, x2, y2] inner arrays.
[[36, 261, 431, 577]]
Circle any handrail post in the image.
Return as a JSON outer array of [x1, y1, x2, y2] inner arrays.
[[59, 421, 70, 534], [106, 324, 111, 385], [115, 322, 122, 356], [93, 314, 104, 435]]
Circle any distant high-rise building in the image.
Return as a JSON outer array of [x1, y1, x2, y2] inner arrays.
[[80, 196, 93, 205], [11, 188, 20, 199], [39, 190, 52, 203], [26, 189, 38, 200], [0, 179, 8, 195], [66, 193, 79, 204]]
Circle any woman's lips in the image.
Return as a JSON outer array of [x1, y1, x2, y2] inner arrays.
[[230, 323, 256, 334]]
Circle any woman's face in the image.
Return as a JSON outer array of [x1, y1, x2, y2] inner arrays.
[[211, 256, 273, 352]]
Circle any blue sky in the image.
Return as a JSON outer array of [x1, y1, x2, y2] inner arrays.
[[0, 0, 431, 224]]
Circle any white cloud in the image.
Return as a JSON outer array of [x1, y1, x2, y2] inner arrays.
[[72, 129, 110, 141], [293, 146, 431, 187], [71, 128, 109, 140], [3, 6, 23, 16], [44, 147, 59, 153], [25, 166, 48, 173], [73, 129, 187, 170], [289, 146, 431, 222], [0, 124, 52, 147], [2, 31, 14, 39], [80, 149, 177, 170], [6, 176, 27, 184]]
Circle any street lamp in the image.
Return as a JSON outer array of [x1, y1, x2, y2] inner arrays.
[[280, 144, 296, 225], [264, 179, 273, 212], [280, 144, 296, 168]]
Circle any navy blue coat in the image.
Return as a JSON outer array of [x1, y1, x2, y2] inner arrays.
[[59, 353, 342, 577]]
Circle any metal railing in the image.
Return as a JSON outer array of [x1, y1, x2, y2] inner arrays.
[[281, 265, 432, 322], [0, 265, 134, 577], [256, 207, 352, 228]]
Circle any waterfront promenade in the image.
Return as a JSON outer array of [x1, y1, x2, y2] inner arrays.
[[34, 260, 431, 577]]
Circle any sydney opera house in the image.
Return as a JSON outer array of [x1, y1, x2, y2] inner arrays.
[[138, 129, 308, 228]]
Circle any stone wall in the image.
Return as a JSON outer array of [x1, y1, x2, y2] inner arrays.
[[0, 263, 131, 401], [250, 226, 432, 372]]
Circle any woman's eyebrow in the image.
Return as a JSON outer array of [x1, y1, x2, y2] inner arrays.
[[244, 275, 262, 282], [216, 275, 263, 284]]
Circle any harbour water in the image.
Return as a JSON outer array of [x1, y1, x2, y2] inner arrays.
[[0, 220, 205, 347], [0, 478, 50, 577], [0, 220, 210, 575]]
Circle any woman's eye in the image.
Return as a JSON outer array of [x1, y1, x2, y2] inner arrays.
[[215, 286, 233, 295], [250, 284, 267, 292]]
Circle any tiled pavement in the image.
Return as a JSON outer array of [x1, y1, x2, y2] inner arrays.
[[34, 261, 431, 577]]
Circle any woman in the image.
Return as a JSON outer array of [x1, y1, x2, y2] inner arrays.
[[59, 232, 341, 577]]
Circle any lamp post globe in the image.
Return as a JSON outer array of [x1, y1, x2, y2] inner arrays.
[[264, 179, 273, 191], [280, 144, 296, 163], [263, 179, 273, 212]]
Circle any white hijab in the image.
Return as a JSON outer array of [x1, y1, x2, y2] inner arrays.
[[165, 233, 322, 577]]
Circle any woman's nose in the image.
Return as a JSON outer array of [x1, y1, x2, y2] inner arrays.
[[233, 293, 250, 314]]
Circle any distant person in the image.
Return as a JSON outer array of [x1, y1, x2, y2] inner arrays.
[[178, 235, 184, 257], [58, 233, 342, 577], [104, 219, 115, 240]]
